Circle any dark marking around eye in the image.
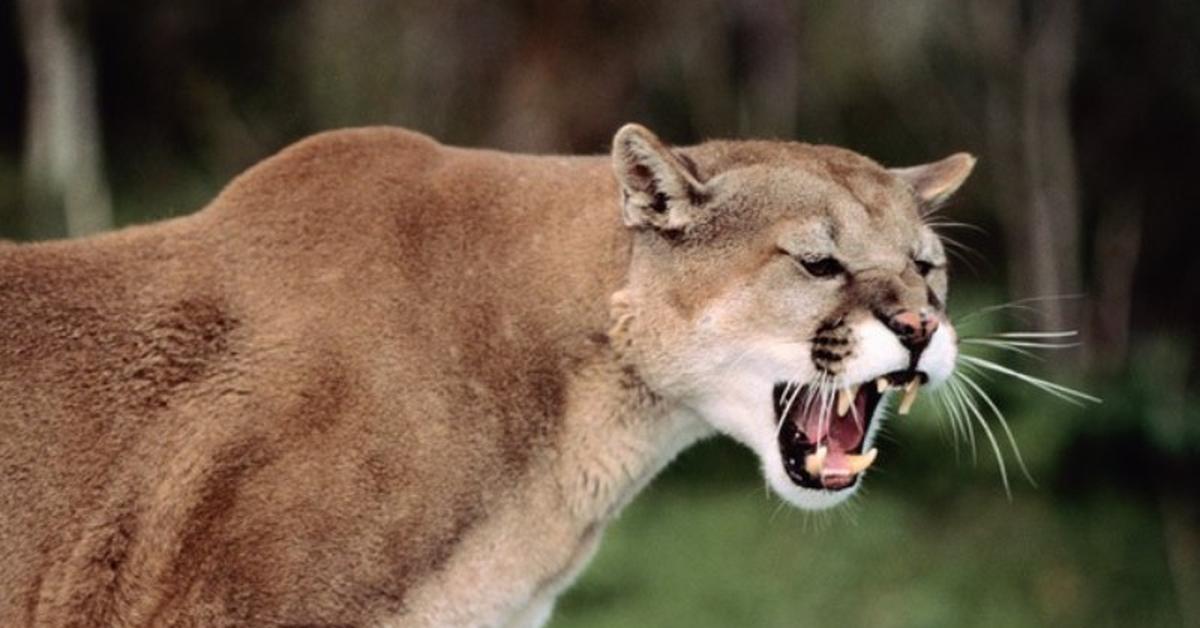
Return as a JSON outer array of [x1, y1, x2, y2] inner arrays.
[[927, 286, 943, 310], [915, 259, 935, 277], [800, 257, 845, 278]]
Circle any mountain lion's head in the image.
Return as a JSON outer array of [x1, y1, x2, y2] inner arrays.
[[607, 124, 975, 510]]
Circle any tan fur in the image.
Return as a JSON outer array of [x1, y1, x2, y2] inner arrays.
[[0, 125, 971, 626]]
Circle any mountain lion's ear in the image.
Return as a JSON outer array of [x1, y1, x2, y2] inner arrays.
[[891, 153, 977, 211], [612, 123, 707, 231]]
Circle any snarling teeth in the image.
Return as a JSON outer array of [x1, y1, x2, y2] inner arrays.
[[898, 379, 921, 415], [775, 372, 925, 492], [804, 446, 879, 477], [845, 447, 878, 475], [804, 445, 828, 476]]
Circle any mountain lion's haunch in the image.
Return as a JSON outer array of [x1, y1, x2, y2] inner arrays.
[[0, 125, 974, 627]]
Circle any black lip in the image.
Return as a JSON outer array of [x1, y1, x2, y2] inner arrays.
[[774, 370, 923, 491]]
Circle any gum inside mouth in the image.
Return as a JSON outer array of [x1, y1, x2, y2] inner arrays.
[[774, 371, 926, 491]]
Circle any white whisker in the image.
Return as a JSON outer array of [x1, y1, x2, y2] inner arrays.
[[986, 330, 1079, 339], [800, 375, 822, 418], [960, 339, 1044, 360], [961, 338, 1080, 349], [953, 295, 1084, 327], [933, 388, 964, 461], [820, 375, 836, 443], [937, 234, 987, 273], [944, 373, 979, 463], [955, 303, 1042, 326], [775, 379, 804, 437], [958, 354, 1101, 405], [956, 371, 1037, 486], [935, 233, 983, 257], [924, 220, 988, 234], [947, 379, 1012, 498]]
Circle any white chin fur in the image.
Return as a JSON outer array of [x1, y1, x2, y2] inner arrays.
[[760, 410, 882, 510], [693, 387, 867, 511]]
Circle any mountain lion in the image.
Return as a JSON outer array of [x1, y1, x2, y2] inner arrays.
[[0, 124, 973, 626]]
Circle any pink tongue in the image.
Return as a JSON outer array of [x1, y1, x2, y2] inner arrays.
[[800, 396, 866, 453]]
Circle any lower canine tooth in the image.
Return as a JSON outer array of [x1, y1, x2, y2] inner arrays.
[[845, 448, 879, 475], [898, 380, 920, 415], [876, 377, 889, 393], [805, 445, 828, 476]]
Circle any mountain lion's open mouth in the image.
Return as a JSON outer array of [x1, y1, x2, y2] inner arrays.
[[774, 371, 927, 491]]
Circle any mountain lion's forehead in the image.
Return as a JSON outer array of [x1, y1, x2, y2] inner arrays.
[[832, 212, 920, 263], [774, 209, 917, 264], [757, 167, 921, 238], [687, 140, 917, 217], [690, 140, 902, 189]]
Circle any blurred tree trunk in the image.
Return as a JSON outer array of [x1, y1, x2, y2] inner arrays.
[[19, 0, 112, 239], [1088, 198, 1142, 368], [730, 0, 799, 138], [972, 0, 1082, 334]]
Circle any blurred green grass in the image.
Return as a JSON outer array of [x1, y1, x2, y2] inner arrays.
[[551, 433, 1186, 628]]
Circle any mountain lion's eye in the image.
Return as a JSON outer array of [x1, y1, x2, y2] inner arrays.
[[914, 259, 935, 277], [800, 257, 845, 278]]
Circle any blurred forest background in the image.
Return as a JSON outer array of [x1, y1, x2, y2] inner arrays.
[[1, 1, 1198, 626]]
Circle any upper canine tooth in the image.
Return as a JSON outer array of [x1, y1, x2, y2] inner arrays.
[[876, 377, 889, 393], [845, 448, 879, 475], [837, 385, 858, 416], [898, 380, 921, 415], [805, 445, 829, 476]]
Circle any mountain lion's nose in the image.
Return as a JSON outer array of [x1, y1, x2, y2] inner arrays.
[[885, 309, 939, 351]]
